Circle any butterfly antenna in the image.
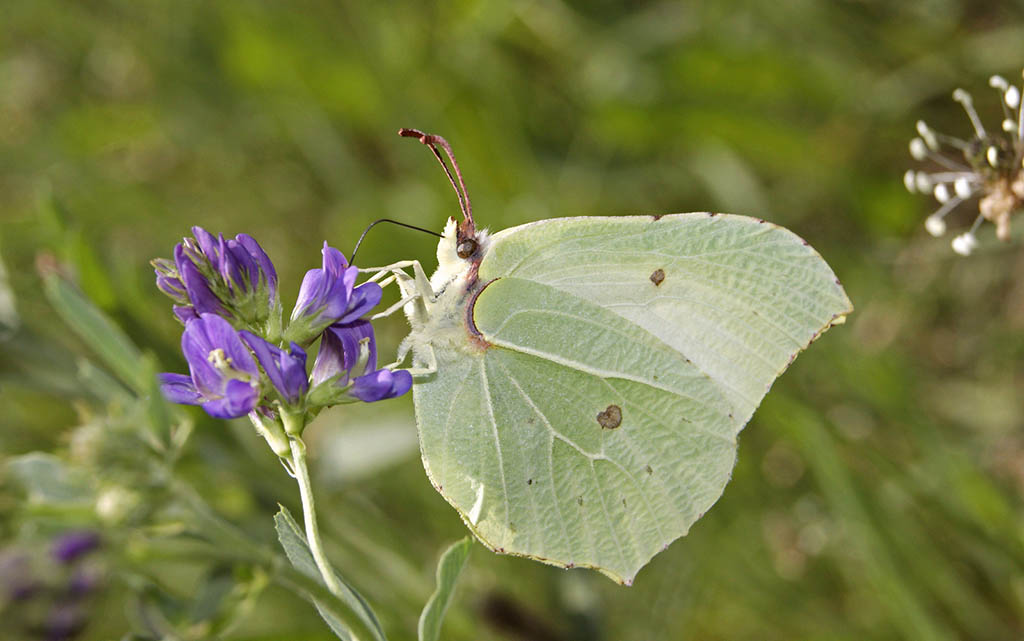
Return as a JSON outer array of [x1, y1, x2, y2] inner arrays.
[[350, 218, 443, 264], [398, 128, 475, 230]]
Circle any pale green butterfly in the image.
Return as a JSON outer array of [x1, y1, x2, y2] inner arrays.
[[363, 129, 852, 585]]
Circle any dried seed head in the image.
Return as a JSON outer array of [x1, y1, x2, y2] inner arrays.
[[905, 70, 1024, 255]]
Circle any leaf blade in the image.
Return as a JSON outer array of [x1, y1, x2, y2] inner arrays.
[[418, 537, 472, 641], [273, 506, 387, 641]]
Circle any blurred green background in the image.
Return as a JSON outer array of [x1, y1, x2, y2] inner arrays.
[[2, 1, 1024, 639]]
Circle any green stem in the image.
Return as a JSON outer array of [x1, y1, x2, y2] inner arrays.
[[289, 435, 345, 597], [164, 475, 357, 626]]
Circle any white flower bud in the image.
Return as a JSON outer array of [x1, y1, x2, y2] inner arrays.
[[903, 170, 916, 192], [915, 121, 939, 149], [951, 232, 978, 256], [925, 215, 947, 237], [933, 183, 950, 203], [954, 177, 972, 199], [987, 146, 1000, 167], [1005, 86, 1021, 109], [910, 138, 928, 160]]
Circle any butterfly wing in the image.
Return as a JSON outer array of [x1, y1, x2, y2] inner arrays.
[[414, 213, 851, 583], [414, 277, 736, 584], [479, 213, 853, 427]]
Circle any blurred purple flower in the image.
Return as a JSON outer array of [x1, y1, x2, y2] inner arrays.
[[45, 604, 85, 641], [51, 531, 100, 565], [241, 332, 308, 405], [312, 321, 411, 402], [290, 243, 382, 338], [159, 314, 261, 418]]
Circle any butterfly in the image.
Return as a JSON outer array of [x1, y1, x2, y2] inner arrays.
[[363, 129, 852, 584]]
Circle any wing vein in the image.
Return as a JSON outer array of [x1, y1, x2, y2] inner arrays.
[[479, 359, 512, 532]]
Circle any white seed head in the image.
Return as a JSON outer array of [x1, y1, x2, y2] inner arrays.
[[925, 215, 947, 237], [933, 183, 950, 203], [915, 172, 932, 192], [903, 170, 916, 192], [1005, 86, 1021, 109], [954, 177, 972, 198], [951, 232, 978, 256], [990, 75, 1009, 90], [910, 137, 929, 160], [987, 145, 1000, 167]]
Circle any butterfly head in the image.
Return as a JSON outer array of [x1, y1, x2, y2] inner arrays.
[[437, 217, 489, 279]]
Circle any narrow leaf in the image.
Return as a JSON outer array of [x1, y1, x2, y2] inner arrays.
[[418, 537, 472, 641], [41, 270, 145, 394], [273, 506, 387, 641]]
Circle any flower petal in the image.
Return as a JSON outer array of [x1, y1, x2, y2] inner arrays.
[[202, 379, 259, 418], [175, 244, 225, 316], [336, 281, 383, 324], [236, 233, 277, 298], [350, 368, 412, 402], [159, 372, 203, 405], [241, 332, 308, 404], [173, 305, 199, 324], [191, 226, 220, 262], [321, 242, 349, 278]]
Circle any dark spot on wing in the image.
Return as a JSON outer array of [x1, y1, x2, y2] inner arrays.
[[596, 404, 622, 429], [645, 465, 653, 475], [651, 214, 665, 221], [576, 496, 584, 506], [527, 417, 535, 424], [708, 212, 718, 217], [649, 269, 665, 286], [527, 478, 533, 485], [621, 498, 627, 508]]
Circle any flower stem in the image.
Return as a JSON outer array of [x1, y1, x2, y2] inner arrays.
[[288, 435, 345, 597]]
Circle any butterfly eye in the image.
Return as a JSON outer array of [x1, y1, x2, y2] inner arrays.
[[456, 239, 477, 259]]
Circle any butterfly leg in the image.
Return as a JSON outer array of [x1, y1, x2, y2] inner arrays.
[[360, 260, 434, 301], [382, 337, 437, 376]]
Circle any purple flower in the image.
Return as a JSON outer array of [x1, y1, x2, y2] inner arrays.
[[51, 531, 100, 564], [159, 314, 261, 419], [241, 332, 309, 405], [311, 321, 411, 403], [155, 226, 278, 323], [174, 243, 229, 317], [289, 243, 382, 340], [350, 368, 413, 402]]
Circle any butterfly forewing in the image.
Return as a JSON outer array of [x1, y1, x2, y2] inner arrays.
[[480, 214, 852, 428]]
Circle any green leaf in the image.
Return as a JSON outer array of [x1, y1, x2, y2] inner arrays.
[[6, 452, 94, 505], [41, 270, 146, 394], [273, 506, 387, 641], [418, 537, 472, 641]]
